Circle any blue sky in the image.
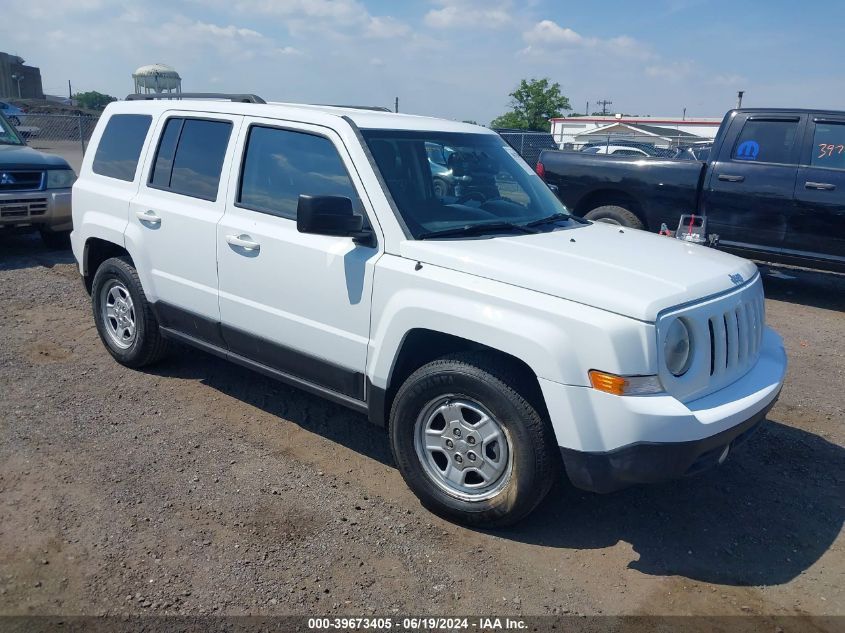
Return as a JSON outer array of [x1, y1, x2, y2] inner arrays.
[[3, 0, 844, 124]]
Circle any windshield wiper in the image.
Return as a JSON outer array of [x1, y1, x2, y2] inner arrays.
[[524, 212, 572, 228], [417, 221, 537, 240]]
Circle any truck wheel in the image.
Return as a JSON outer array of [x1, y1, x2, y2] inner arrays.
[[91, 256, 169, 368], [389, 352, 559, 527], [39, 229, 71, 250], [584, 205, 644, 230], [433, 178, 449, 198]]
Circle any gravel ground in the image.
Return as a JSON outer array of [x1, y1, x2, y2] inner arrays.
[[0, 233, 842, 623]]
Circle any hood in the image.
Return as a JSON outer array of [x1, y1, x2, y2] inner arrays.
[[0, 143, 71, 170], [399, 222, 759, 322]]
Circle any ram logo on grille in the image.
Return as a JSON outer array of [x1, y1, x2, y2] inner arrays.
[[729, 273, 744, 285]]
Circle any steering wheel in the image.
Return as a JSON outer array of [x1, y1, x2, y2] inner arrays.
[[457, 190, 487, 204]]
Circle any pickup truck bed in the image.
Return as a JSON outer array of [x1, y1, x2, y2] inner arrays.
[[539, 108, 845, 272], [540, 152, 706, 233]]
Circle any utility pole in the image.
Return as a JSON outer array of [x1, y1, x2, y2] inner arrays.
[[585, 101, 589, 116], [68, 80, 72, 100], [683, 107, 687, 121], [394, 96, 399, 113], [736, 90, 745, 108], [596, 99, 613, 115]]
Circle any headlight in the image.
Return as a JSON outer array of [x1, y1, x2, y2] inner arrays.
[[46, 169, 76, 189], [664, 318, 692, 376]]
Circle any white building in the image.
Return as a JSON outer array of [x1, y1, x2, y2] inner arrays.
[[550, 115, 722, 149]]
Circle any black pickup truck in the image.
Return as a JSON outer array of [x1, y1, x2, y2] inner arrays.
[[537, 108, 845, 272]]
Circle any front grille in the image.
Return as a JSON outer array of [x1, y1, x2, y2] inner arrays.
[[658, 275, 766, 402], [706, 293, 765, 378], [0, 171, 43, 192], [0, 198, 48, 218]]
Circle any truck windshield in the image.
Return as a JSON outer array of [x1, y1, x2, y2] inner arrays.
[[361, 129, 572, 239], [0, 114, 24, 146]]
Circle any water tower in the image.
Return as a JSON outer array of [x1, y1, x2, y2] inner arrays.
[[132, 63, 182, 95]]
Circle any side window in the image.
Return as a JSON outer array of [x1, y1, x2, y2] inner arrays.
[[149, 118, 232, 201], [237, 126, 359, 220], [92, 114, 152, 181], [810, 122, 845, 170], [731, 119, 799, 165]]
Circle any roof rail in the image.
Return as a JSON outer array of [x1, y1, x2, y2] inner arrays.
[[125, 93, 266, 104], [312, 104, 393, 112]]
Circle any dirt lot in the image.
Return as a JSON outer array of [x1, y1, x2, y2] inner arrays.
[[0, 233, 842, 625]]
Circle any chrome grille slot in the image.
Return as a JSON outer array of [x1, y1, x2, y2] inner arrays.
[[705, 295, 763, 379], [0, 198, 49, 218]]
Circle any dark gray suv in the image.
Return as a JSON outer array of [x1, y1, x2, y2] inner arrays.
[[0, 112, 75, 248]]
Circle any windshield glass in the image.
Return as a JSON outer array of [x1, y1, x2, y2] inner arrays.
[[0, 114, 24, 146], [361, 129, 571, 238]]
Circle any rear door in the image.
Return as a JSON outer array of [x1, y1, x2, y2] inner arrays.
[[125, 112, 242, 344], [792, 117, 845, 261], [703, 113, 805, 251]]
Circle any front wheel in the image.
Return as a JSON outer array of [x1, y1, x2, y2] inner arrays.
[[389, 353, 560, 527]]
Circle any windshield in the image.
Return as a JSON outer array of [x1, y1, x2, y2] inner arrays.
[[0, 113, 24, 146], [362, 130, 572, 239]]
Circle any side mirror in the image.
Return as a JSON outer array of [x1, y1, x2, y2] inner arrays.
[[547, 183, 560, 196], [296, 195, 374, 246]]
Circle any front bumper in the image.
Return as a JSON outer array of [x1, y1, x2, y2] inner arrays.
[[0, 189, 72, 231], [559, 393, 777, 493], [540, 327, 787, 493]]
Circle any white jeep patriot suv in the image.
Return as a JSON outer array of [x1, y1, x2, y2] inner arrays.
[[71, 93, 787, 526]]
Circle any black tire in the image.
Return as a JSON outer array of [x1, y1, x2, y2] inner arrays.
[[91, 256, 169, 368], [433, 178, 449, 198], [584, 204, 644, 230], [39, 228, 71, 250], [389, 352, 560, 527]]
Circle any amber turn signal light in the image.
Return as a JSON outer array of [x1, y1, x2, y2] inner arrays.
[[589, 370, 628, 396]]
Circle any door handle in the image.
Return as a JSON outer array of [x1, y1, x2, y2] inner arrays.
[[135, 210, 161, 225], [718, 174, 745, 182], [805, 181, 836, 191], [226, 233, 261, 252]]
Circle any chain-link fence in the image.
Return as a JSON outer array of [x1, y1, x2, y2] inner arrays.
[[496, 131, 558, 167], [9, 113, 100, 173], [555, 126, 715, 160]]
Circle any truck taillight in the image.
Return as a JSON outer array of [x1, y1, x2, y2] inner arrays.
[[535, 161, 545, 179]]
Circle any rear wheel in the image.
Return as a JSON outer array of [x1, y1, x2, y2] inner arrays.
[[91, 256, 169, 368], [584, 204, 644, 230], [389, 352, 559, 527]]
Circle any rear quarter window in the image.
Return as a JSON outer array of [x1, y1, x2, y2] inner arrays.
[[92, 114, 152, 181]]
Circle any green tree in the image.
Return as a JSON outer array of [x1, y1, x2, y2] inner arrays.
[[490, 78, 571, 131], [73, 91, 117, 111]]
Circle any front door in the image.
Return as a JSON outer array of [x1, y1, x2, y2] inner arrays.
[[703, 114, 804, 252], [216, 118, 381, 401]]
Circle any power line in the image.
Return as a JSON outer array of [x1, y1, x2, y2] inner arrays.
[[596, 99, 613, 115]]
